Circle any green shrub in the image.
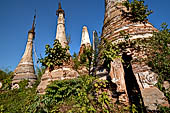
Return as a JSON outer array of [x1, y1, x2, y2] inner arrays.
[[26, 75, 118, 112], [39, 39, 71, 71], [0, 70, 14, 90], [0, 88, 37, 113], [123, 0, 153, 23]]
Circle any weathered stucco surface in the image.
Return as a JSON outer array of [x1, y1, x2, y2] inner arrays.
[[37, 67, 79, 94], [80, 26, 91, 46], [56, 11, 68, 48], [12, 30, 36, 86], [37, 3, 79, 94]]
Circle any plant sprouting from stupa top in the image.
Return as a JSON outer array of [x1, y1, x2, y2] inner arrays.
[[122, 0, 153, 23], [39, 39, 71, 71]]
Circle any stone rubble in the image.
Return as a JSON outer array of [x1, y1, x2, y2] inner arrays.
[[142, 87, 169, 110]]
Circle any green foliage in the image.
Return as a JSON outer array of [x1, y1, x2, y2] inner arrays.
[[80, 52, 87, 64], [158, 106, 170, 113], [0, 87, 37, 113], [0, 105, 4, 113], [99, 39, 121, 71], [39, 39, 71, 71], [72, 52, 80, 71], [146, 23, 170, 82], [0, 70, 14, 90], [35, 66, 46, 86], [131, 104, 138, 113], [25, 75, 118, 112], [123, 0, 153, 23], [93, 31, 100, 69], [18, 79, 29, 89], [80, 47, 93, 74]]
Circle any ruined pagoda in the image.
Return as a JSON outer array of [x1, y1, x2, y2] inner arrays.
[[101, 0, 169, 110], [78, 26, 91, 58], [12, 15, 37, 87], [37, 2, 79, 94]]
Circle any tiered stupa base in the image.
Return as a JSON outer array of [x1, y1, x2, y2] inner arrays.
[[37, 65, 79, 94], [12, 61, 37, 89]]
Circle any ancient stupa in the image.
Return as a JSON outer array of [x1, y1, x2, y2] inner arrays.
[[102, 0, 169, 110], [12, 15, 37, 87], [56, 2, 68, 48], [37, 2, 79, 94], [78, 26, 91, 58], [77, 26, 91, 74]]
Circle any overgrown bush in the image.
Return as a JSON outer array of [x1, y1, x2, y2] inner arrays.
[[39, 39, 71, 71], [122, 0, 153, 23], [0, 70, 14, 90], [0, 87, 37, 113], [72, 52, 80, 71], [25, 75, 126, 112], [99, 39, 121, 71]]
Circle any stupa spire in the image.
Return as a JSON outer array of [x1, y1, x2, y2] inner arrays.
[[56, 2, 65, 17], [55, 2, 68, 49], [80, 26, 91, 46], [28, 12, 36, 35], [12, 14, 37, 88], [78, 26, 91, 59]]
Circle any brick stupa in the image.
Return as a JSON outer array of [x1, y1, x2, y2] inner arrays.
[[102, 0, 157, 43], [102, 0, 169, 110]]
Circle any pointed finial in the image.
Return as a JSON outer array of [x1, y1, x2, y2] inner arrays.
[[28, 10, 36, 36], [59, 2, 62, 9], [32, 9, 36, 30], [56, 2, 65, 17]]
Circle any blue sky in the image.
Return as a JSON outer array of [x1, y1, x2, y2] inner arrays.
[[0, 0, 170, 71]]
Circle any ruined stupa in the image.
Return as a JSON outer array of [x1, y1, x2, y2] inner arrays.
[[12, 15, 37, 87], [78, 26, 91, 58], [77, 26, 91, 74], [37, 3, 79, 94], [101, 0, 169, 110]]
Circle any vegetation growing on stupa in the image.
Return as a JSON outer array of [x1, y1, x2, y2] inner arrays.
[[39, 39, 71, 71], [0, 0, 170, 112], [123, 0, 153, 22]]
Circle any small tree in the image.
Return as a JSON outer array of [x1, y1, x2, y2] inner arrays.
[[122, 0, 153, 23], [39, 39, 71, 72]]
